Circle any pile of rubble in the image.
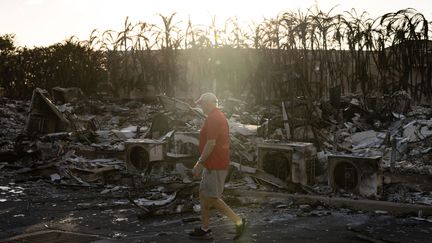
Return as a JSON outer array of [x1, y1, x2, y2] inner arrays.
[[0, 97, 28, 160], [1, 87, 432, 217]]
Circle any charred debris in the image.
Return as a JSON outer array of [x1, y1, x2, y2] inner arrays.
[[1, 87, 432, 218]]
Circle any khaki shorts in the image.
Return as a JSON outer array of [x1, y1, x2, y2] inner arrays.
[[199, 168, 228, 198]]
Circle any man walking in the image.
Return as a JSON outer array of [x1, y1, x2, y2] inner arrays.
[[189, 92, 246, 240]]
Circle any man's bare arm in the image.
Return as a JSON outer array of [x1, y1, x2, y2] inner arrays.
[[197, 139, 216, 164], [192, 139, 216, 178]]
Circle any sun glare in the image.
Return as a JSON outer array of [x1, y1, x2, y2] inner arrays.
[[0, 0, 431, 46]]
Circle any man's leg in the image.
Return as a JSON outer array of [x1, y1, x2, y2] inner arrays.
[[189, 192, 213, 239], [210, 198, 242, 225], [199, 192, 211, 230], [197, 168, 246, 240], [207, 197, 246, 239]]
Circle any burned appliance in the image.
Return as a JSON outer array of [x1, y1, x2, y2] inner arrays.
[[328, 155, 381, 196], [166, 131, 200, 158], [286, 142, 316, 186], [257, 142, 293, 182], [125, 139, 166, 173], [257, 141, 316, 185]]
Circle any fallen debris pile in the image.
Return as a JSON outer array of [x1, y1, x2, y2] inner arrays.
[[1, 87, 432, 219], [0, 97, 28, 161]]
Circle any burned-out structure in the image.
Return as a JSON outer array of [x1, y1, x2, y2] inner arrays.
[[2, 86, 432, 203], [2, 62, 432, 242], [25, 88, 70, 135]]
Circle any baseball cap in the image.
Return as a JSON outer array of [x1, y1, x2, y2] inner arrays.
[[195, 92, 218, 104]]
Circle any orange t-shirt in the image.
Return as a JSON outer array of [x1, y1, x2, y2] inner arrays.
[[199, 107, 230, 170]]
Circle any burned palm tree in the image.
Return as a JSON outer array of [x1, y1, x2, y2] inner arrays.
[[133, 21, 158, 94], [257, 15, 284, 99], [248, 21, 269, 103], [279, 10, 314, 99], [155, 13, 182, 96], [1, 7, 432, 103], [184, 18, 215, 95], [380, 8, 430, 101], [309, 7, 338, 97], [224, 17, 249, 49], [113, 16, 136, 96], [341, 9, 371, 94]]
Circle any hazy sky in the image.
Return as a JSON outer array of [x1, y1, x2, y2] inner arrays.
[[1, 0, 431, 47]]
